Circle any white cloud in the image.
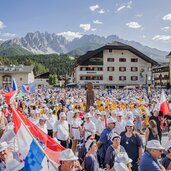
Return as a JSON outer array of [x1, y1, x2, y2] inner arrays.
[[126, 22, 141, 29], [98, 9, 105, 14], [116, 1, 132, 12], [93, 20, 103, 24], [91, 28, 96, 31], [127, 0, 132, 8], [152, 35, 171, 42], [135, 14, 143, 17], [89, 4, 99, 11], [163, 14, 171, 21], [117, 5, 126, 12], [161, 26, 171, 32], [0, 32, 17, 40], [80, 24, 91, 32], [56, 31, 82, 41], [0, 20, 5, 29]]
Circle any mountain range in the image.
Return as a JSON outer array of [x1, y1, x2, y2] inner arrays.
[[0, 31, 169, 63]]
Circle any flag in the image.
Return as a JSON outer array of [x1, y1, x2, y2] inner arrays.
[[12, 78, 18, 91], [12, 108, 50, 170], [12, 108, 65, 164], [160, 90, 170, 116], [21, 83, 35, 93], [3, 90, 16, 104]]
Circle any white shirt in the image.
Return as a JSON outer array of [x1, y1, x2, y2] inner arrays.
[[115, 119, 126, 135], [28, 117, 39, 125], [84, 121, 96, 139], [53, 120, 69, 140], [67, 111, 74, 125], [37, 123, 47, 134], [47, 115, 57, 130]]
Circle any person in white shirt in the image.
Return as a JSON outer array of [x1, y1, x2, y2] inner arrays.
[[70, 110, 83, 154], [36, 115, 48, 134], [46, 109, 57, 137], [53, 113, 69, 148], [95, 111, 106, 140], [83, 113, 96, 141], [28, 110, 39, 125], [115, 112, 126, 135]]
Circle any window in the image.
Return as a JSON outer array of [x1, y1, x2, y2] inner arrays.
[[119, 58, 126, 62], [109, 49, 112, 53], [109, 76, 113, 81], [119, 67, 126, 72], [80, 67, 86, 71], [107, 67, 115, 71], [131, 58, 138, 62], [20, 77, 22, 81], [119, 76, 126, 81], [131, 67, 138, 72], [131, 76, 138, 81], [107, 58, 114, 62]]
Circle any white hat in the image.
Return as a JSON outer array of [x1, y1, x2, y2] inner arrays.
[[85, 140, 96, 151], [146, 140, 164, 150], [3, 104, 8, 108], [89, 106, 95, 110], [126, 120, 134, 127], [117, 111, 123, 117], [165, 140, 171, 151], [60, 112, 66, 118], [115, 152, 132, 164], [107, 117, 116, 124], [101, 111, 107, 115], [59, 149, 78, 161], [95, 110, 101, 115], [39, 115, 48, 120], [5, 159, 24, 171], [48, 109, 53, 113], [84, 113, 92, 118], [111, 133, 121, 140], [0, 142, 9, 152]]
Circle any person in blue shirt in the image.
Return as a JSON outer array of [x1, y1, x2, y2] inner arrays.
[[139, 140, 166, 171], [120, 120, 143, 171], [97, 117, 116, 169], [85, 140, 99, 171]]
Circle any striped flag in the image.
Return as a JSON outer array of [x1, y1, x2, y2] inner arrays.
[[12, 108, 65, 168]]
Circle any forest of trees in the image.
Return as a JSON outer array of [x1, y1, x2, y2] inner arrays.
[[0, 54, 77, 77]]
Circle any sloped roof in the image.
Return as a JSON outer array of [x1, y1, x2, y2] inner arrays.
[[76, 42, 158, 66], [0, 65, 34, 73], [35, 72, 50, 78]]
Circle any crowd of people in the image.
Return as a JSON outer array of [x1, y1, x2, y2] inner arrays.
[[1, 87, 171, 171]]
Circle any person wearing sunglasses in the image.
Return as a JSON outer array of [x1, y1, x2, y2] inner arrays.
[[139, 140, 166, 171], [120, 120, 143, 171]]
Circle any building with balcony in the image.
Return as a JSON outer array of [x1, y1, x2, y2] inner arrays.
[[0, 65, 34, 89], [166, 52, 171, 86], [72, 42, 158, 88], [152, 64, 169, 88]]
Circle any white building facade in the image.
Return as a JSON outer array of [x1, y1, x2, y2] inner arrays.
[[0, 65, 34, 89], [73, 42, 158, 88]]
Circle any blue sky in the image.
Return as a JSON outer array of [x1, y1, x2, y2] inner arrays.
[[0, 0, 171, 52]]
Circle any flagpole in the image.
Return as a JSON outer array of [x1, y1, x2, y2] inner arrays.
[[12, 107, 58, 171]]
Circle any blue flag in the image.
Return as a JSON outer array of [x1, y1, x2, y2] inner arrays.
[[21, 83, 35, 94], [12, 79, 18, 91]]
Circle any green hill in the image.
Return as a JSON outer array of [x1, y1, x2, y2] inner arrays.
[[0, 44, 32, 56]]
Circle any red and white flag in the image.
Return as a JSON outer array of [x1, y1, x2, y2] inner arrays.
[[160, 90, 170, 115]]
